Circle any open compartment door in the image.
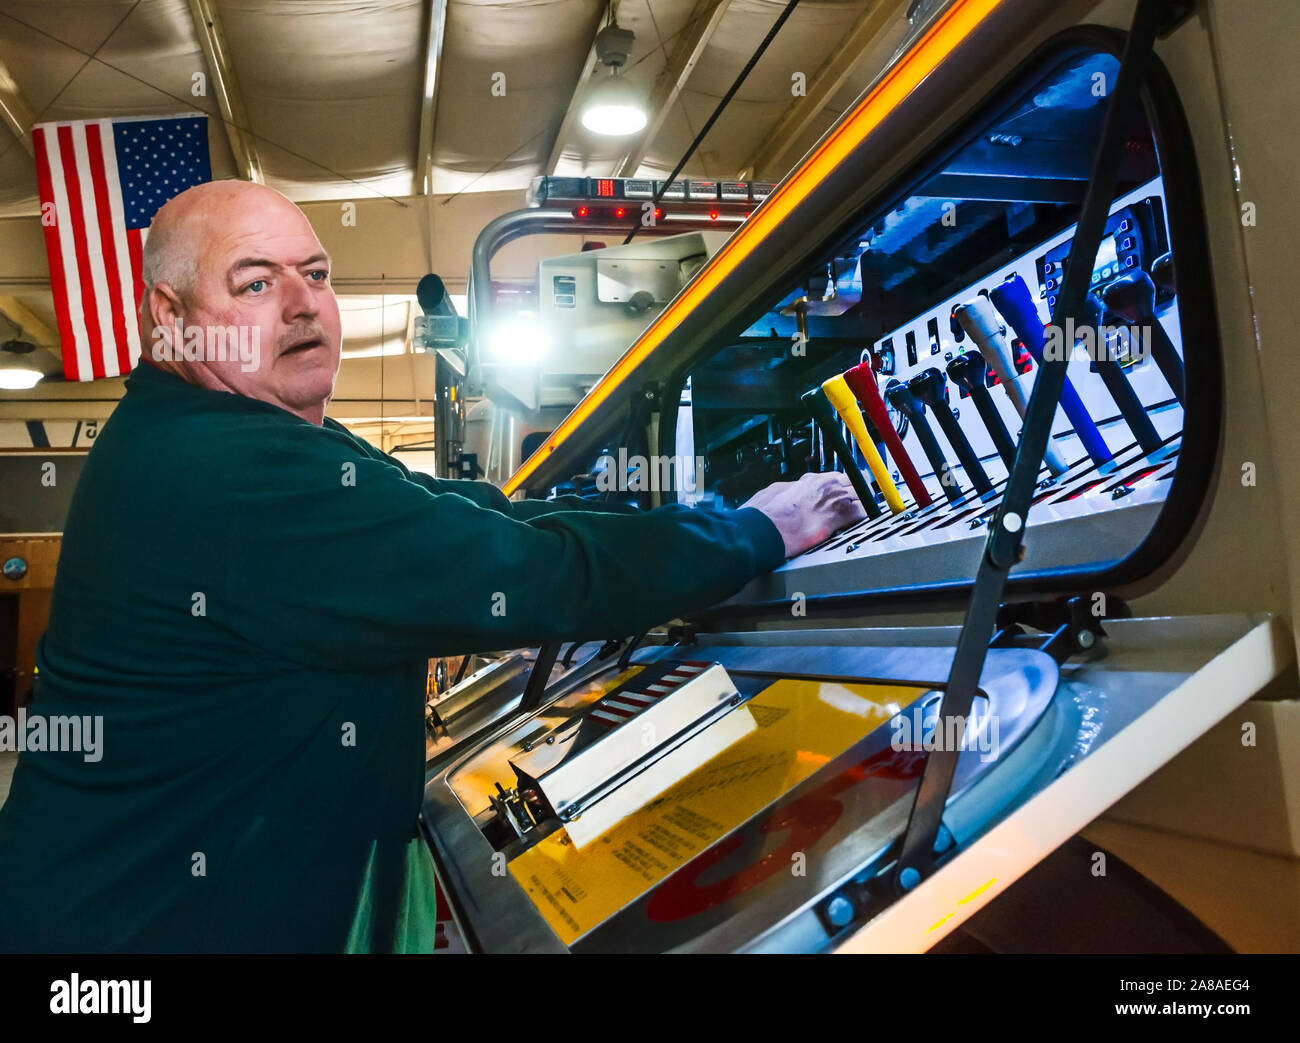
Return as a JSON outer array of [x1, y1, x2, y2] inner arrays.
[[835, 612, 1293, 952], [422, 613, 1292, 952]]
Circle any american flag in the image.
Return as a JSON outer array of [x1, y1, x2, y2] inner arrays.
[[32, 115, 212, 381]]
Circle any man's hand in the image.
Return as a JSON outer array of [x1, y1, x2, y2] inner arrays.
[[741, 471, 867, 559]]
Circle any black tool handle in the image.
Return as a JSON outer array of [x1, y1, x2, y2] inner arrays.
[[801, 388, 882, 518], [947, 352, 1017, 470], [885, 381, 963, 504], [1102, 270, 1185, 405], [1082, 293, 1163, 455], [911, 368, 993, 496]]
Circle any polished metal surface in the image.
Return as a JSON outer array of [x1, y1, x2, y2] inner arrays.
[[425, 641, 624, 774], [511, 661, 739, 824], [599, 666, 1081, 953], [430, 653, 531, 741], [422, 640, 1060, 953]]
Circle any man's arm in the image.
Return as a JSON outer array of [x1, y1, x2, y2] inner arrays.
[[221, 426, 788, 670], [321, 418, 538, 518], [404, 471, 640, 519], [326, 418, 640, 519]]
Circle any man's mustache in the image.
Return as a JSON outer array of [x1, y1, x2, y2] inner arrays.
[[277, 325, 330, 355]]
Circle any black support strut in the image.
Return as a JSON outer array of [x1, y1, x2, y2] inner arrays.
[[889, 0, 1180, 897]]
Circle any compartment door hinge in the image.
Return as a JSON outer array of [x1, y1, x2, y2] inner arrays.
[[991, 594, 1128, 665]]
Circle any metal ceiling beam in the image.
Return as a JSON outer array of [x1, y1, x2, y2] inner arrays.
[[0, 295, 61, 369], [542, 0, 614, 176], [613, 0, 732, 178], [0, 296, 57, 348], [414, 0, 449, 196], [736, 0, 904, 181], [187, 0, 263, 183], [0, 57, 36, 157]]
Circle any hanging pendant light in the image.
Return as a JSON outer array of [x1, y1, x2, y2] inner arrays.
[[0, 339, 45, 390], [580, 22, 646, 137]]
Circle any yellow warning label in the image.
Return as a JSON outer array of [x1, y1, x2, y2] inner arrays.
[[509, 677, 924, 944]]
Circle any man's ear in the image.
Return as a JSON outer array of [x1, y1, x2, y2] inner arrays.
[[147, 282, 185, 334], [143, 282, 197, 381]]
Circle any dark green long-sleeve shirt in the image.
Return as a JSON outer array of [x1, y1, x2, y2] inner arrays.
[[0, 361, 783, 953]]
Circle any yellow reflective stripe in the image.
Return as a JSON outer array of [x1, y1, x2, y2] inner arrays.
[[503, 0, 1006, 495]]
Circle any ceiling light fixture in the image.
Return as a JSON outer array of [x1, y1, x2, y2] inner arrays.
[[0, 339, 45, 390], [580, 22, 646, 137]]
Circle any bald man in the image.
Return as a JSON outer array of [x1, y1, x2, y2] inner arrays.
[[0, 181, 863, 953]]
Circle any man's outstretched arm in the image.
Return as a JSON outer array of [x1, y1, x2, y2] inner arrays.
[[400, 468, 642, 519], [222, 427, 862, 669]]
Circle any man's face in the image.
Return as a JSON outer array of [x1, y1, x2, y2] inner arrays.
[[164, 192, 342, 423]]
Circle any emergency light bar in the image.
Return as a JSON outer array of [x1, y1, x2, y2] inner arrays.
[[527, 175, 773, 210]]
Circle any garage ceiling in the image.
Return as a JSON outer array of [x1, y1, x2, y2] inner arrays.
[[0, 0, 917, 212], [0, 0, 920, 436]]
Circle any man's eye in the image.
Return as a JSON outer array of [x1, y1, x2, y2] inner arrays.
[[308, 270, 329, 282], [246, 279, 267, 293]]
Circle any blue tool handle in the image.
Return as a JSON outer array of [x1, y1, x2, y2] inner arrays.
[[990, 275, 1113, 466]]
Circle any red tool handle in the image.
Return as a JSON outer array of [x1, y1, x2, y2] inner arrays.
[[844, 361, 932, 508]]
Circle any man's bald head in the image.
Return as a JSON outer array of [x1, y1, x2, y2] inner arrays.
[[142, 181, 263, 305], [143, 180, 310, 321], [142, 180, 342, 425]]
